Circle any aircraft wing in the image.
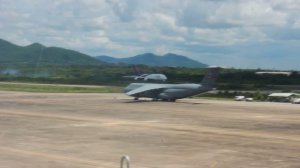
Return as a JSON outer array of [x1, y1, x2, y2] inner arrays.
[[126, 84, 167, 96]]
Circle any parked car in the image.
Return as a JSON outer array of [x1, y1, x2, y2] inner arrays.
[[245, 98, 253, 101], [235, 96, 245, 101], [292, 98, 300, 104]]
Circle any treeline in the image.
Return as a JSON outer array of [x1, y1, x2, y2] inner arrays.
[[0, 64, 299, 90], [0, 64, 208, 85]]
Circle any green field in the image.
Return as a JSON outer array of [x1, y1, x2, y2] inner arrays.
[[0, 83, 122, 93]]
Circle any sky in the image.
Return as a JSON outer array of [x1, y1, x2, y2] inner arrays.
[[1, 0, 300, 70]]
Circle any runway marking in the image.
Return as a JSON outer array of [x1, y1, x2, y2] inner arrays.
[[0, 147, 114, 168], [1, 110, 300, 143]]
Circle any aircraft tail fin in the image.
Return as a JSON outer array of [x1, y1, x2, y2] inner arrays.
[[201, 67, 221, 88]]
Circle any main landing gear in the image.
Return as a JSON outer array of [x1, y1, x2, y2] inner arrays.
[[134, 97, 176, 102], [162, 98, 176, 102]]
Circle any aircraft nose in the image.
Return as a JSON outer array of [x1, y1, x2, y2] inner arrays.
[[123, 86, 130, 93]]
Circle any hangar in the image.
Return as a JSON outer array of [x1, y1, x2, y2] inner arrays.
[[268, 93, 299, 102]]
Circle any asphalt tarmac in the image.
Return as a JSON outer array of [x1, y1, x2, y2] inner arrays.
[[0, 91, 299, 168]]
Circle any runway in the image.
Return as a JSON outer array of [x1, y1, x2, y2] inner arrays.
[[0, 91, 299, 168]]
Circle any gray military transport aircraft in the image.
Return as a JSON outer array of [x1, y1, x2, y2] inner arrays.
[[124, 67, 220, 102]]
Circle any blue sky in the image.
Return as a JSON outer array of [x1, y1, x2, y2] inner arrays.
[[1, 0, 300, 70]]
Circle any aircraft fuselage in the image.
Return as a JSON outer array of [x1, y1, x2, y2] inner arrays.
[[124, 83, 211, 100]]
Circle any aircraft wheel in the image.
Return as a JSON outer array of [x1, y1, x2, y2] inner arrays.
[[169, 99, 176, 102], [162, 98, 176, 102], [134, 97, 139, 100]]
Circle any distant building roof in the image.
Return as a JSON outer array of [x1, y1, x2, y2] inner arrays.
[[268, 93, 298, 97], [256, 72, 292, 76]]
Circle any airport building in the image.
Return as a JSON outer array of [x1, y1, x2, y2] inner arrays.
[[268, 93, 299, 102]]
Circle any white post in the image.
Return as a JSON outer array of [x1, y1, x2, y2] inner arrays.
[[120, 155, 130, 168]]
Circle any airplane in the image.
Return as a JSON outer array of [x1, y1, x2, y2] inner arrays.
[[124, 67, 220, 102], [123, 66, 167, 82]]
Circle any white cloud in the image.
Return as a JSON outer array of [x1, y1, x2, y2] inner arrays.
[[0, 0, 300, 69]]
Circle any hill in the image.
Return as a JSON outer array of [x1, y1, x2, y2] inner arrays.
[[0, 39, 207, 67], [0, 39, 102, 65], [96, 53, 208, 68]]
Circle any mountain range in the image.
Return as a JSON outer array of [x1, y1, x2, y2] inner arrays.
[[0, 38, 207, 67], [0, 39, 101, 65], [96, 53, 208, 68]]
